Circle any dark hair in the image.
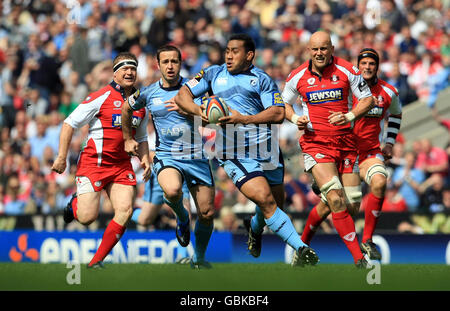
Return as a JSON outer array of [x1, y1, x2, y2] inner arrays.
[[229, 33, 256, 54], [113, 52, 138, 67], [156, 45, 182, 63]]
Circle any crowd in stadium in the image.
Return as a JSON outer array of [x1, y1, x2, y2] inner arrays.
[[0, 0, 449, 234]]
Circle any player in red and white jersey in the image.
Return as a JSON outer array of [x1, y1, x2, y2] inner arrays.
[[282, 31, 375, 267], [299, 48, 402, 261], [52, 52, 151, 268]]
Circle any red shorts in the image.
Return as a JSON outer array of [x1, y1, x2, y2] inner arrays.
[[357, 147, 384, 165], [76, 162, 136, 192], [300, 133, 358, 174]]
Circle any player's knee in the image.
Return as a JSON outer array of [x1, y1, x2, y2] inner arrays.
[[347, 203, 360, 217], [197, 208, 215, 223], [370, 174, 387, 197], [327, 191, 344, 211], [164, 188, 182, 202], [77, 207, 98, 225], [255, 191, 276, 210], [344, 185, 362, 207]]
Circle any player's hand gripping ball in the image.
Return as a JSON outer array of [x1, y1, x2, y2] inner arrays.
[[204, 95, 229, 124]]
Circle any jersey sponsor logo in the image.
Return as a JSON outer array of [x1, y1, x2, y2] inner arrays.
[[112, 114, 142, 128], [272, 92, 284, 105], [306, 88, 343, 104], [365, 105, 384, 118]]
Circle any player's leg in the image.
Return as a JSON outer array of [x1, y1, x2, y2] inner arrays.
[[340, 172, 362, 217], [88, 182, 135, 267], [311, 162, 365, 265], [132, 174, 163, 226], [240, 176, 318, 266], [157, 167, 190, 246], [67, 176, 102, 225], [189, 184, 215, 269], [359, 157, 388, 259]]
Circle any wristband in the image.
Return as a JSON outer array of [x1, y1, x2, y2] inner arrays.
[[344, 111, 355, 122], [290, 114, 300, 124]]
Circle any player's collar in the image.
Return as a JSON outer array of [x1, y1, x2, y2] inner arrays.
[[308, 56, 334, 77], [159, 76, 183, 91], [109, 80, 136, 99]]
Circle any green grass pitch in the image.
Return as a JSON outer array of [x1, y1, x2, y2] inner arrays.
[[0, 263, 449, 291]]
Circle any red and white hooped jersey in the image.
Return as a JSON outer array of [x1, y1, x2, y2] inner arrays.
[[65, 81, 148, 168], [352, 79, 401, 151], [282, 56, 372, 135]]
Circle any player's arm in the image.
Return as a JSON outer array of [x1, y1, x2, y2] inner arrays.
[[174, 85, 204, 118], [135, 109, 151, 182], [383, 90, 402, 160], [51, 122, 75, 174], [122, 89, 143, 156], [220, 105, 285, 125], [329, 73, 374, 125], [282, 73, 309, 130]]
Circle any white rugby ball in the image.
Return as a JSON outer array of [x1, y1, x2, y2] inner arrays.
[[205, 95, 229, 124]]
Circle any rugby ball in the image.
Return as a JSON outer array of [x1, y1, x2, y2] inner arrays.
[[205, 95, 229, 124]]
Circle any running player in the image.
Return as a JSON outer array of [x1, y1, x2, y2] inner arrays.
[[300, 48, 402, 260], [122, 45, 216, 269], [52, 52, 151, 268], [283, 31, 375, 267], [175, 33, 319, 266]]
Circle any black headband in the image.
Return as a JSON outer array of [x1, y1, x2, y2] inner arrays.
[[358, 49, 379, 66], [113, 59, 138, 73]]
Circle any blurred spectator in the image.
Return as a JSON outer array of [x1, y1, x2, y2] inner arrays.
[[58, 91, 78, 118], [231, 9, 262, 49], [415, 138, 448, 179], [384, 62, 418, 105], [28, 115, 52, 163], [215, 206, 240, 232], [4, 174, 27, 215], [284, 171, 309, 212], [392, 151, 426, 211], [380, 0, 406, 33], [232, 192, 256, 214], [380, 182, 408, 212], [24, 88, 48, 118], [420, 174, 447, 213]]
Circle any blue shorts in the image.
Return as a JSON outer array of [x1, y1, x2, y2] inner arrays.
[[153, 156, 215, 188], [220, 157, 284, 189], [143, 172, 190, 205]]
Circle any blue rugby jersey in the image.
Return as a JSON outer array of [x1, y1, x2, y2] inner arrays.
[[186, 64, 284, 161], [129, 77, 204, 159]]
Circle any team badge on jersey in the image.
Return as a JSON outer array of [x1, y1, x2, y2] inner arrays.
[[113, 100, 122, 108], [307, 78, 316, 85], [250, 78, 258, 86], [331, 75, 339, 83]]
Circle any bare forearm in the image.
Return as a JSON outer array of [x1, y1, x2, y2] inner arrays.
[[174, 86, 202, 116], [57, 123, 75, 159], [138, 141, 150, 163], [121, 100, 134, 141], [241, 106, 285, 125], [352, 96, 374, 120]]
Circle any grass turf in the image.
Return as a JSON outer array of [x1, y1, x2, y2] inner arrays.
[[0, 263, 449, 291]]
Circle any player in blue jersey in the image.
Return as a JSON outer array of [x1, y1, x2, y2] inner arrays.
[[122, 45, 216, 269], [131, 133, 191, 228], [175, 34, 319, 266]]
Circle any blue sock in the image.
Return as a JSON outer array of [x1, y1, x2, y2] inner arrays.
[[192, 220, 213, 263], [131, 208, 141, 224], [265, 207, 306, 251], [251, 205, 265, 235], [163, 196, 189, 224]]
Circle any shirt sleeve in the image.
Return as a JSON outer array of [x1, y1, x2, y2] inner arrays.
[[349, 72, 372, 100], [134, 107, 149, 143], [388, 91, 402, 115], [282, 76, 300, 106], [64, 91, 110, 128], [128, 88, 146, 111], [185, 66, 218, 98], [259, 73, 285, 109]]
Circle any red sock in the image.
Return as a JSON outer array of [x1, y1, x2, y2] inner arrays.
[[362, 192, 383, 243], [89, 219, 125, 266], [332, 210, 364, 263], [72, 197, 78, 220], [301, 205, 325, 245]]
